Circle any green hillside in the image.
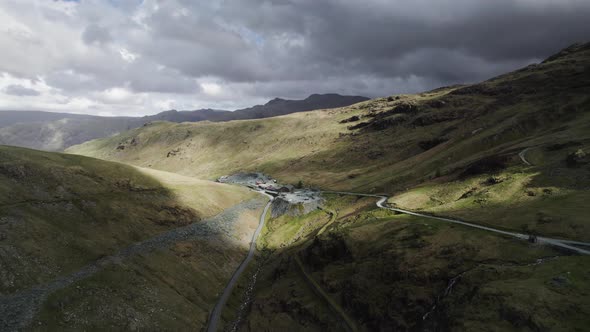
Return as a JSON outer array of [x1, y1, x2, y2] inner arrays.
[[69, 43, 590, 241], [221, 194, 590, 331], [62, 44, 590, 331], [0, 145, 264, 330]]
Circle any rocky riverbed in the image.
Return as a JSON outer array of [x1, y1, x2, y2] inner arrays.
[[218, 172, 323, 218]]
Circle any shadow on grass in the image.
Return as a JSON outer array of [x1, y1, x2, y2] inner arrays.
[[220, 193, 589, 332], [0, 145, 262, 331]]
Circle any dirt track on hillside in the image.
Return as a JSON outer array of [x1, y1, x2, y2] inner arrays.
[[0, 198, 265, 332]]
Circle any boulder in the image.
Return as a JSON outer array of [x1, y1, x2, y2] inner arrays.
[[339, 115, 360, 124], [566, 149, 587, 167]]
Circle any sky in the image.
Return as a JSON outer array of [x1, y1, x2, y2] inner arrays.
[[0, 0, 588, 116]]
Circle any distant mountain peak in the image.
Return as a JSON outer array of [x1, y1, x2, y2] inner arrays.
[[230, 93, 369, 120], [307, 93, 338, 98], [0, 93, 368, 151], [266, 97, 286, 105]]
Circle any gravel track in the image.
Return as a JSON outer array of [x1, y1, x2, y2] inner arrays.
[[324, 191, 590, 255], [0, 198, 265, 332], [206, 191, 273, 332]]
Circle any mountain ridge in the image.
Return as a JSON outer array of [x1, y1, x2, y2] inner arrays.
[[0, 93, 367, 151]]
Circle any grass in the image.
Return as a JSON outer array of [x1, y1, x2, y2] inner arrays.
[[0, 145, 262, 329], [294, 255, 359, 332], [234, 194, 588, 331], [444, 256, 590, 331], [387, 142, 590, 240], [34, 237, 251, 330], [260, 209, 329, 250], [135, 167, 255, 216], [38, 43, 590, 330]]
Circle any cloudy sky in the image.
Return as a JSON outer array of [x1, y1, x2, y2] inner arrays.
[[0, 0, 588, 116]]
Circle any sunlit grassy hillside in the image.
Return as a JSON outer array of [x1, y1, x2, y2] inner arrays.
[[69, 43, 590, 241]]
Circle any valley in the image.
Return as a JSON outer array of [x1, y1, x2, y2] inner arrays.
[[69, 43, 590, 242], [0, 146, 266, 330], [1, 42, 589, 331], [221, 193, 589, 331], [209, 174, 589, 330]]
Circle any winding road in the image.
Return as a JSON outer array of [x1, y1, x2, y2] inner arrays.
[[206, 191, 273, 332], [207, 187, 590, 331], [324, 191, 590, 255], [519, 147, 533, 165]]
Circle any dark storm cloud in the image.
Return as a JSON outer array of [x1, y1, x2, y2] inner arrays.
[[1, 0, 589, 115], [212, 0, 590, 86], [132, 2, 273, 82], [3, 84, 41, 96]]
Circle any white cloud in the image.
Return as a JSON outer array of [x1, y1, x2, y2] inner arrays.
[[172, 7, 189, 18], [119, 48, 139, 63], [154, 99, 176, 110], [99, 87, 134, 103], [200, 82, 222, 96]]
